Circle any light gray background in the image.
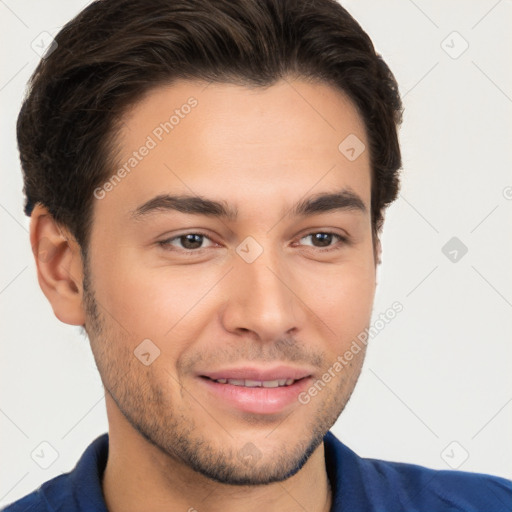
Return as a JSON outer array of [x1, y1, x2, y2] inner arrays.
[[1, 0, 511, 506]]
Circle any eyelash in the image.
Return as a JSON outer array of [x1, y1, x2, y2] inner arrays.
[[157, 231, 349, 254]]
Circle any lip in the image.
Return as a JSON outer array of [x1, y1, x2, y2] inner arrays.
[[200, 365, 313, 382], [198, 373, 313, 415]]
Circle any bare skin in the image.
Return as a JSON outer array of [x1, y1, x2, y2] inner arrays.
[[31, 78, 380, 512]]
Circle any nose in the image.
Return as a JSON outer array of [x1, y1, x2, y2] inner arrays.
[[220, 246, 304, 342]]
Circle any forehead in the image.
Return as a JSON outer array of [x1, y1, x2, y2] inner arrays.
[[119, 78, 367, 154], [99, 78, 371, 222]]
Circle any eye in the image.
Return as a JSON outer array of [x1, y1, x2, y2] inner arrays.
[[157, 230, 348, 254], [158, 232, 215, 251], [298, 231, 348, 250]]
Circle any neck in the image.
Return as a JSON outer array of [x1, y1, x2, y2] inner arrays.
[[102, 406, 332, 512]]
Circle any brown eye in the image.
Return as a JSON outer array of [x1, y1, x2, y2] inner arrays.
[[158, 232, 214, 251], [299, 232, 347, 249], [179, 234, 204, 249]]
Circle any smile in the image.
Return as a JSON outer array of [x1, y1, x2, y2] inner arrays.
[[206, 377, 298, 387]]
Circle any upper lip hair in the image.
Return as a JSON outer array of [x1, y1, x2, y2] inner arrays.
[[200, 366, 313, 382]]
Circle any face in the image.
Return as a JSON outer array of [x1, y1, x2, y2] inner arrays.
[[83, 78, 377, 485]]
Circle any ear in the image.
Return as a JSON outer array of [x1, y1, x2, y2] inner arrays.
[[30, 204, 86, 326]]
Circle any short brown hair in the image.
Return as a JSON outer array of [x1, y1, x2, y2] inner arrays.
[[17, 0, 403, 255]]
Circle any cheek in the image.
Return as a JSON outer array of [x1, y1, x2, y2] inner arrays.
[[91, 251, 224, 341], [90, 230, 375, 349], [299, 255, 376, 343]]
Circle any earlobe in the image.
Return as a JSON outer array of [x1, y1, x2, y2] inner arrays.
[[30, 204, 86, 326]]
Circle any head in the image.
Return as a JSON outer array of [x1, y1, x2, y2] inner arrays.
[[22, 0, 402, 486]]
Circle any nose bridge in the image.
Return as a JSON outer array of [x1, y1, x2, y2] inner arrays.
[[222, 240, 300, 339]]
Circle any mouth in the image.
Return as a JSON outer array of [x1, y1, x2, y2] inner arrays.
[[201, 376, 301, 387], [197, 366, 313, 415], [199, 365, 312, 383]]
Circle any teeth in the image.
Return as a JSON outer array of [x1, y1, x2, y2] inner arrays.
[[244, 379, 263, 387], [227, 379, 245, 386], [212, 378, 296, 387]]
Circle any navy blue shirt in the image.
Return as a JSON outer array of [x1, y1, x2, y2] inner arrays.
[[2, 431, 511, 511]]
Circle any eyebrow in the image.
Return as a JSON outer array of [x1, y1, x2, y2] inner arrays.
[[130, 188, 367, 222]]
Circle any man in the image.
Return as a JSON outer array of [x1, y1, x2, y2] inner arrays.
[[3, 0, 511, 511]]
